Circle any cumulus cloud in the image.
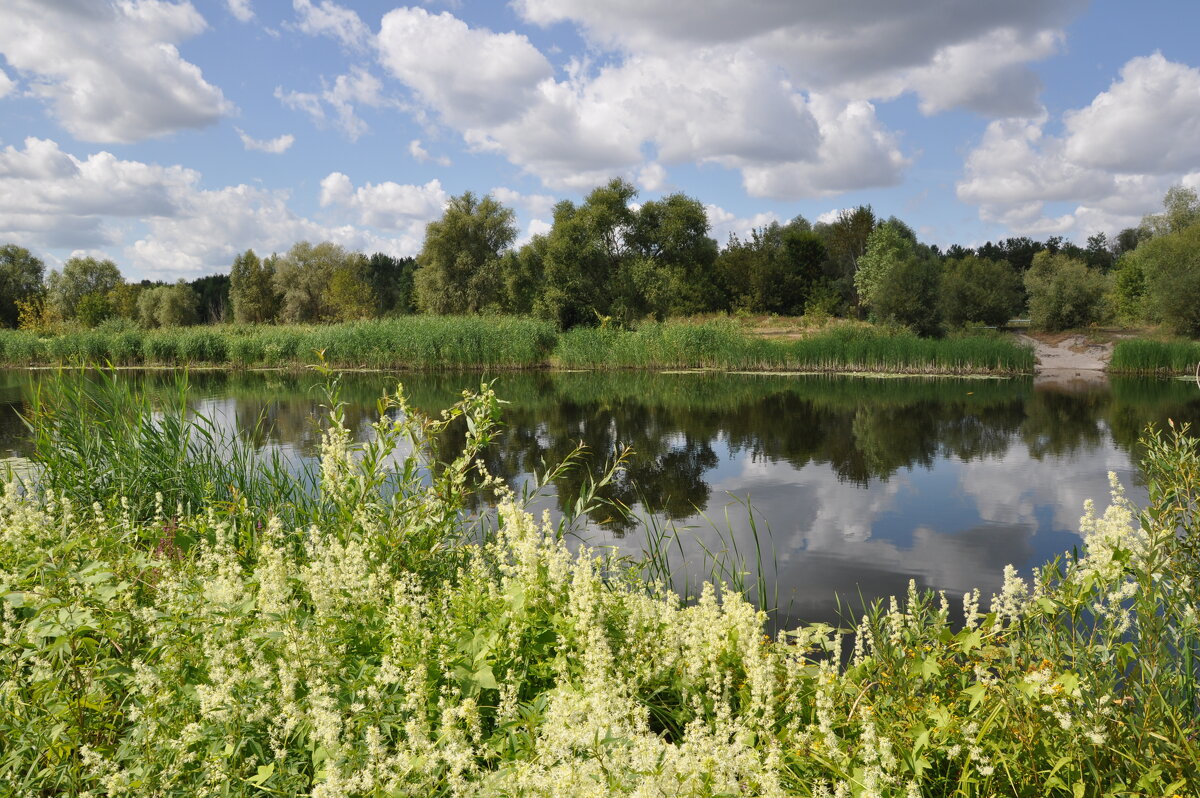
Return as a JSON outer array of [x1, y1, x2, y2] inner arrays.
[[318, 172, 447, 233], [0, 0, 231, 143], [957, 53, 1200, 237], [236, 128, 295, 154], [292, 0, 370, 49], [704, 204, 781, 245], [227, 0, 254, 23], [513, 0, 1083, 117], [378, 10, 894, 195], [378, 8, 553, 129], [0, 138, 424, 279], [0, 67, 14, 99], [409, 139, 451, 166], [276, 67, 392, 140]]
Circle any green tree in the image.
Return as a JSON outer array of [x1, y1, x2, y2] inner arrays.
[[365, 253, 417, 315], [940, 256, 1023, 327], [1024, 251, 1108, 331], [327, 258, 376, 322], [538, 179, 637, 328], [0, 244, 45, 328], [46, 255, 123, 322], [107, 282, 143, 321], [815, 205, 875, 310], [1128, 220, 1200, 335], [715, 221, 827, 315], [229, 249, 280, 324], [873, 256, 942, 336], [137, 281, 199, 328], [499, 236, 547, 315], [273, 241, 363, 323], [854, 220, 916, 312], [1139, 185, 1200, 239], [190, 273, 230, 323], [413, 192, 517, 314], [625, 192, 720, 317]]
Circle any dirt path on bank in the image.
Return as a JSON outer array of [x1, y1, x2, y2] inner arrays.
[[1016, 332, 1114, 389]]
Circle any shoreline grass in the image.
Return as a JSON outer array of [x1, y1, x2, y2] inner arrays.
[[0, 317, 1035, 375], [1111, 337, 1200, 375], [1, 373, 1197, 794]]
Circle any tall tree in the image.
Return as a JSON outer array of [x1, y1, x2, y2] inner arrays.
[[413, 192, 517, 314], [0, 244, 45, 328], [365, 253, 417, 315], [189, 273, 230, 322], [624, 192, 721, 318], [229, 249, 279, 323], [1140, 185, 1200, 239], [46, 255, 123, 323], [272, 242, 363, 323], [815, 205, 875, 311]]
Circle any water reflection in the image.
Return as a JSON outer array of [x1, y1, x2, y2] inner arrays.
[[2, 368, 1199, 628]]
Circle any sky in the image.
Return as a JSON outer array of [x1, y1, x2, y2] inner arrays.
[[1, 0, 1199, 282]]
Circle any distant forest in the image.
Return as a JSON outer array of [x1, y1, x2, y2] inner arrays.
[[2, 181, 1198, 336]]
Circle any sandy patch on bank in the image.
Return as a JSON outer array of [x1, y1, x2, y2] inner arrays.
[[1016, 333, 1113, 389]]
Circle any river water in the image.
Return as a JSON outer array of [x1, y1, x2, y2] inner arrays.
[[3, 369, 1197, 629]]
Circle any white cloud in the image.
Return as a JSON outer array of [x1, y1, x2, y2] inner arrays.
[[318, 172, 447, 233], [957, 53, 1200, 237], [739, 96, 910, 199], [227, 0, 254, 23], [0, 138, 425, 279], [378, 8, 554, 128], [276, 67, 392, 140], [637, 162, 667, 192], [489, 187, 558, 219], [1062, 53, 1200, 175], [704, 203, 781, 245], [292, 0, 370, 50], [513, 0, 1083, 117], [409, 139, 451, 166], [0, 67, 14, 99], [0, 0, 231, 143], [236, 128, 295, 154]]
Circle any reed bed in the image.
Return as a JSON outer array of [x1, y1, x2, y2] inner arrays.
[[0, 374, 1197, 795], [0, 317, 1031, 374], [1110, 337, 1200, 375], [0, 316, 558, 370], [555, 320, 1034, 374]]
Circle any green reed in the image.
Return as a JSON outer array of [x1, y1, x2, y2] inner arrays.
[[1111, 337, 1200, 375]]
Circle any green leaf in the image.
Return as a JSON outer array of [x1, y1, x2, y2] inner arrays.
[[247, 762, 275, 786], [473, 665, 498, 691]]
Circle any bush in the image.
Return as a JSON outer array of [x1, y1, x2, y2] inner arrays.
[[1131, 222, 1200, 335], [870, 256, 943, 336], [940, 256, 1023, 327], [1024, 251, 1108, 331]]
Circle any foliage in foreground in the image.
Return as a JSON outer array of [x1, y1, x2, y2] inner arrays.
[[1, 380, 1199, 796]]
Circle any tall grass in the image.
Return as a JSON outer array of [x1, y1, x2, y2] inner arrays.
[[555, 319, 1034, 374], [0, 317, 1032, 374], [0, 316, 557, 370], [1, 373, 1198, 794], [1111, 337, 1200, 375]]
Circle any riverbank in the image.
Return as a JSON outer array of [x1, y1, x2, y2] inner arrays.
[[2, 375, 1196, 795], [0, 317, 1035, 375]]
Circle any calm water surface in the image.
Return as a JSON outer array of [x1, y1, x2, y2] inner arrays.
[[3, 369, 1198, 629]]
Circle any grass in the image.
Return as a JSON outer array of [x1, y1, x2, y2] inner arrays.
[[555, 319, 1034, 374], [0, 316, 1034, 375], [1111, 337, 1200, 375], [0, 370, 1198, 795]]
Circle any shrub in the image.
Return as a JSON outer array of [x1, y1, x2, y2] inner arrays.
[[940, 256, 1023, 327], [1024, 251, 1108, 331]]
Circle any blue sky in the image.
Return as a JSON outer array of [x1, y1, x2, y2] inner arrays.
[[1, 0, 1199, 280]]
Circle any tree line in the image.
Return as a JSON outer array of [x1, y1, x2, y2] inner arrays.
[[2, 180, 1198, 335]]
